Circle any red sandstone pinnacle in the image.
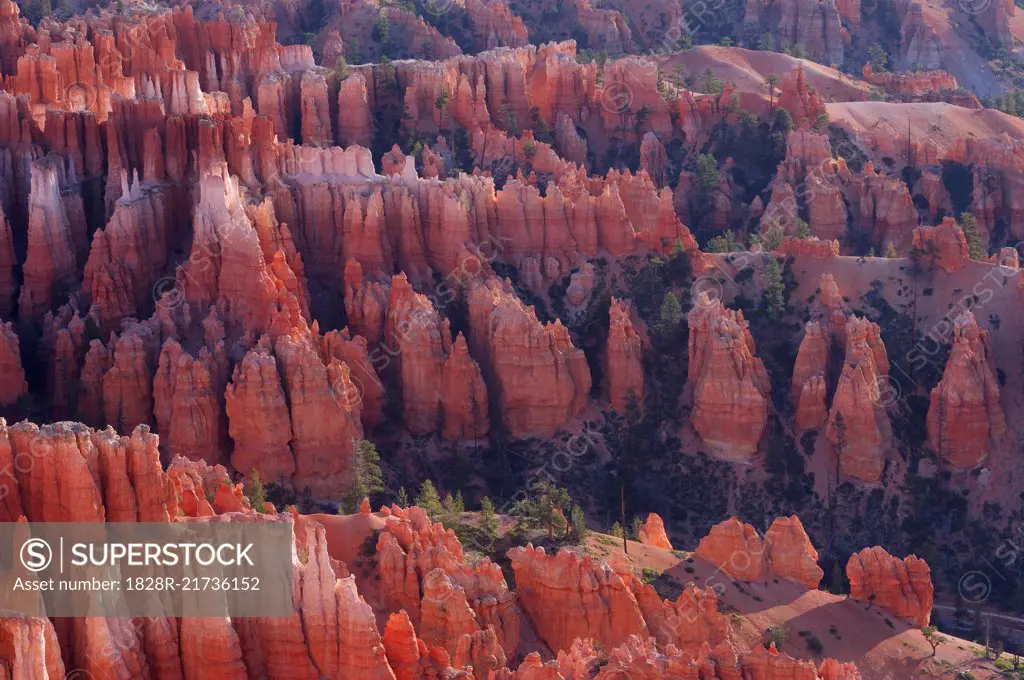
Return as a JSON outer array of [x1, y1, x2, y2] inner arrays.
[[419, 568, 482, 656], [0, 616, 66, 679], [274, 330, 363, 497], [605, 298, 644, 412], [0, 200, 15, 316], [695, 517, 767, 581], [0, 321, 27, 406], [102, 330, 155, 434], [321, 327, 387, 429], [826, 316, 892, 484], [687, 292, 770, 460], [508, 544, 648, 652], [926, 312, 1006, 468], [637, 513, 672, 550], [19, 157, 79, 319], [337, 73, 373, 147], [153, 339, 226, 466], [912, 217, 971, 272], [467, 277, 590, 439], [847, 546, 933, 627], [793, 321, 830, 431], [695, 516, 822, 588], [764, 515, 824, 589], [226, 339, 296, 483], [440, 333, 490, 441]]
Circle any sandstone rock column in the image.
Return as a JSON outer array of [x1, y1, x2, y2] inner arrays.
[[508, 544, 648, 652], [153, 339, 226, 466], [826, 316, 891, 484], [0, 321, 27, 406], [274, 331, 363, 497], [337, 73, 372, 148], [637, 513, 672, 550], [604, 298, 643, 412], [793, 321, 829, 431], [19, 159, 78, 318], [687, 292, 770, 460], [847, 546, 933, 627], [0, 201, 15, 316], [926, 312, 1005, 468], [225, 341, 296, 483]]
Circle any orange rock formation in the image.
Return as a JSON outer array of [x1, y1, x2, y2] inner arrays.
[[847, 546, 933, 627]]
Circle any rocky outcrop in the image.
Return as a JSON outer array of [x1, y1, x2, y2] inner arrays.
[[742, 0, 844, 64], [337, 73, 372, 148], [687, 292, 770, 460], [18, 159, 79, 319], [776, 236, 841, 258], [153, 339, 225, 466], [696, 515, 822, 588], [387, 274, 489, 439], [0, 322, 26, 406], [847, 546, 933, 627], [793, 322, 830, 431], [899, 2, 942, 71], [856, 165, 918, 253], [0, 202, 15, 317], [695, 517, 767, 581], [0, 616, 67, 679], [926, 312, 1005, 468], [826, 316, 891, 484], [468, 277, 590, 438], [274, 330, 363, 496], [763, 515, 824, 589], [911, 216, 971, 272], [862, 65, 961, 98], [508, 544, 648, 652], [637, 513, 672, 550], [225, 339, 295, 483], [604, 298, 644, 411]]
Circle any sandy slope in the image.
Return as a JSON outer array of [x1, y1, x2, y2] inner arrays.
[[666, 46, 875, 101], [827, 100, 1024, 158]]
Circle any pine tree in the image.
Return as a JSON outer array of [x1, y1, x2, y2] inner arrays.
[[707, 230, 739, 253], [959, 212, 984, 260], [335, 56, 350, 81], [513, 482, 571, 539], [396, 486, 410, 508], [795, 218, 811, 239], [245, 469, 266, 512], [765, 73, 779, 108], [611, 521, 623, 538], [569, 504, 589, 542], [884, 242, 898, 258], [441, 491, 465, 528], [867, 43, 889, 72], [479, 496, 499, 543], [701, 68, 723, 94], [341, 440, 385, 514], [415, 479, 443, 518], [696, 153, 720, 197], [762, 256, 786, 320], [659, 292, 682, 331], [631, 515, 643, 539]]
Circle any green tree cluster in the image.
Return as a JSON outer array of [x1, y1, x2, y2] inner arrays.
[[959, 212, 984, 260], [340, 440, 385, 513]]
